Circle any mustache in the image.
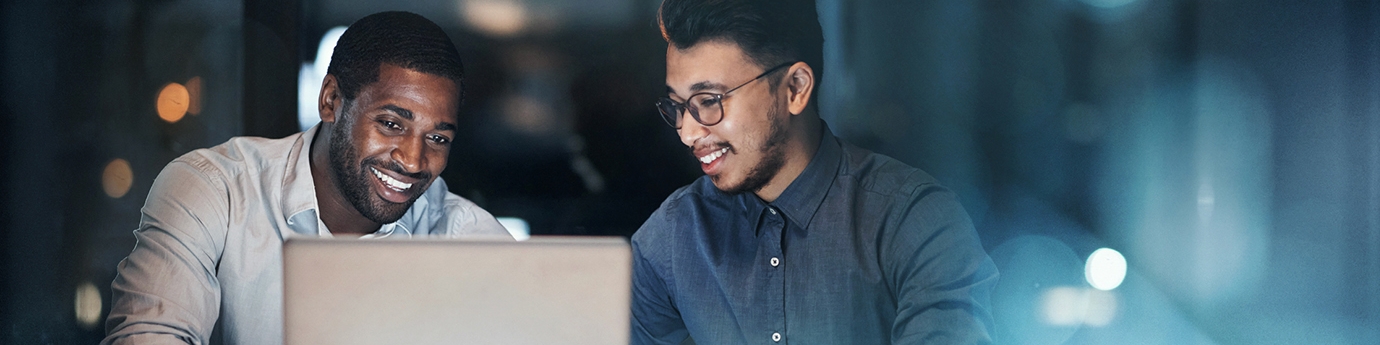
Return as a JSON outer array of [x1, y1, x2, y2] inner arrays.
[[690, 142, 734, 156], [364, 157, 430, 181]]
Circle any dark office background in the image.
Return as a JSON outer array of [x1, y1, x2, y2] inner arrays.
[[2, 0, 1378, 344]]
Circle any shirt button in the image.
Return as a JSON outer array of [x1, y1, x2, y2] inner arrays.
[[768, 208, 777, 215], [772, 332, 782, 342], [770, 257, 780, 267]]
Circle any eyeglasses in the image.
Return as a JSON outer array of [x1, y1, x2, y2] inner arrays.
[[656, 62, 795, 129]]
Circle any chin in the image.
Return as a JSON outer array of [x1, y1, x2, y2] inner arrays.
[[709, 174, 748, 195], [363, 202, 411, 224]]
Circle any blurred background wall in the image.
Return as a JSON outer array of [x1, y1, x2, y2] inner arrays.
[[1, 0, 1377, 344]]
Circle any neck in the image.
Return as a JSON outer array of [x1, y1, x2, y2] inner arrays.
[[309, 124, 382, 236], [753, 115, 822, 203]]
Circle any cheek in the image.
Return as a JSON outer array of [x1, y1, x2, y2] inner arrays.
[[351, 130, 398, 160], [427, 148, 449, 171], [357, 135, 389, 155], [724, 105, 774, 148]]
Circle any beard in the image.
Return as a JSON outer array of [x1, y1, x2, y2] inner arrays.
[[718, 99, 790, 195], [327, 112, 429, 224]]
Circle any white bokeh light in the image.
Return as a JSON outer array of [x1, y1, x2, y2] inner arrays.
[[74, 281, 103, 329], [298, 26, 348, 131], [1085, 248, 1127, 290], [1039, 286, 1119, 327]]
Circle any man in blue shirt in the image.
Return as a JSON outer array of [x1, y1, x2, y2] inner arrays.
[[631, 0, 998, 344]]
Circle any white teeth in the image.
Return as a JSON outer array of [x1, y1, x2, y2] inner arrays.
[[370, 167, 413, 191], [698, 147, 730, 164]]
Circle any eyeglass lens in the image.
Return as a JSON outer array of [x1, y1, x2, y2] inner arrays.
[[658, 94, 724, 128]]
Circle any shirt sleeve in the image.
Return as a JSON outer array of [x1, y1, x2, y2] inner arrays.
[[629, 209, 690, 345], [103, 160, 230, 345], [884, 183, 998, 345]]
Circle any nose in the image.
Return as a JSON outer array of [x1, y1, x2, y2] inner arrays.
[[677, 111, 709, 147], [392, 135, 426, 173]]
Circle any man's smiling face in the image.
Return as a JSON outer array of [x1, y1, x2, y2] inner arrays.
[[666, 40, 791, 195], [329, 63, 459, 223]]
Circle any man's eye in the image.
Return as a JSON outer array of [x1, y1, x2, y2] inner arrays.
[[696, 97, 719, 107], [379, 120, 401, 130], [430, 135, 451, 145]]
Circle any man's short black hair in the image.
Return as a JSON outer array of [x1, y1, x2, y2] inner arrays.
[[657, 0, 824, 91], [328, 11, 465, 102]]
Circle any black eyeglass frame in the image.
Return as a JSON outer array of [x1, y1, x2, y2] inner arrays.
[[656, 61, 797, 129]]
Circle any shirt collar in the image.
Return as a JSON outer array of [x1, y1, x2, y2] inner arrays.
[[282, 124, 321, 238], [767, 122, 842, 228]]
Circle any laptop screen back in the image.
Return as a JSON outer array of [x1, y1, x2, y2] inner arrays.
[[282, 237, 631, 345]]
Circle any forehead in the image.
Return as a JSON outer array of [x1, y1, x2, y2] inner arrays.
[[356, 64, 461, 121], [665, 40, 760, 97]]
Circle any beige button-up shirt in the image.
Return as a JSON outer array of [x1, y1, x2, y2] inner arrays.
[[103, 125, 511, 345]]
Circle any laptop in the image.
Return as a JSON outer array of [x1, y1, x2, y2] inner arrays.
[[282, 236, 631, 345]]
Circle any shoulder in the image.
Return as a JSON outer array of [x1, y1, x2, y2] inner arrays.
[[166, 134, 300, 182], [836, 143, 979, 266], [837, 142, 989, 281], [632, 176, 719, 245], [140, 136, 298, 241], [834, 141, 972, 236], [428, 178, 512, 238], [837, 141, 945, 200], [151, 136, 272, 195]]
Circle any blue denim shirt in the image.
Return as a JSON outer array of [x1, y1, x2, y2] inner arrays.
[[631, 125, 997, 344]]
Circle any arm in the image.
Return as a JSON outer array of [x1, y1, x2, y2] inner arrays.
[[885, 184, 998, 345], [103, 160, 229, 345], [629, 212, 690, 345]]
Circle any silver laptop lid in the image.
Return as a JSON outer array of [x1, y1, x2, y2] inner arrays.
[[283, 236, 631, 345]]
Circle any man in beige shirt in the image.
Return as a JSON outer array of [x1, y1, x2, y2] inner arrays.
[[103, 11, 510, 345]]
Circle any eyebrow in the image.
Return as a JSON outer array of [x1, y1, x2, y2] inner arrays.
[[689, 81, 726, 93], [381, 104, 414, 120], [666, 81, 728, 98], [381, 104, 457, 132]]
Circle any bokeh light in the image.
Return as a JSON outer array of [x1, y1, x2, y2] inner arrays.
[[74, 281, 102, 330], [1085, 248, 1127, 291], [101, 158, 133, 198], [502, 95, 556, 135], [313, 27, 347, 78], [990, 235, 1085, 344], [156, 82, 190, 123], [185, 76, 203, 115], [461, 0, 528, 37], [1040, 287, 1119, 327], [1041, 287, 1085, 326], [298, 26, 348, 131]]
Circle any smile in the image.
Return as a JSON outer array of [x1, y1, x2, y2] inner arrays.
[[698, 147, 730, 164], [370, 167, 413, 192]]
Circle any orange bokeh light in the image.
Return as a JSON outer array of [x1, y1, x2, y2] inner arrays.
[[102, 158, 133, 198], [157, 82, 190, 123]]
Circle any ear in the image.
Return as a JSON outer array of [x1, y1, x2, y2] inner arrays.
[[318, 75, 342, 123], [783, 62, 815, 116]]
